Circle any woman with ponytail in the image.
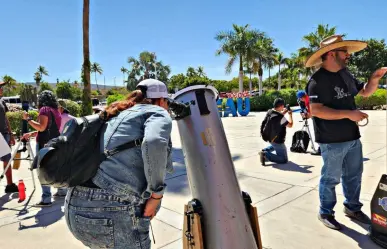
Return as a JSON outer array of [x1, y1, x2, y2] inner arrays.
[[64, 79, 173, 249]]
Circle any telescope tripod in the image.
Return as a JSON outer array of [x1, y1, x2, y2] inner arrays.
[[182, 192, 263, 249], [0, 138, 37, 190], [299, 119, 319, 154]]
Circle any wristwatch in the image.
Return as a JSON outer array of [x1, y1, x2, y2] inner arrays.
[[27, 117, 33, 121]]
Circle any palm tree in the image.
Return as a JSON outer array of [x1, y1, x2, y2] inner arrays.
[[90, 62, 103, 91], [120, 67, 128, 86], [186, 67, 197, 77], [197, 66, 206, 78], [251, 36, 275, 95], [215, 24, 264, 92], [276, 52, 288, 90], [81, 0, 92, 115], [37, 65, 49, 81], [298, 24, 339, 71], [33, 72, 42, 88], [1, 75, 17, 96]]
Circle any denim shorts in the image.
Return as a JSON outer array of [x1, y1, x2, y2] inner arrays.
[[0, 133, 11, 162], [64, 186, 158, 249]]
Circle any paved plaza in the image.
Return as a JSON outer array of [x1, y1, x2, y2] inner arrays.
[[0, 110, 386, 249]]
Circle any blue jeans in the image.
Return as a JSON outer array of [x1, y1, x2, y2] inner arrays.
[[36, 144, 67, 203], [319, 139, 363, 215], [263, 143, 288, 164], [64, 186, 156, 249]]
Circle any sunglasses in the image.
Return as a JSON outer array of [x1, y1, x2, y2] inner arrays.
[[332, 49, 348, 54]]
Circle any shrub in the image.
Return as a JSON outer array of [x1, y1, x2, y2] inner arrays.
[[355, 89, 386, 109], [250, 88, 298, 111], [107, 94, 125, 105], [6, 110, 38, 136]]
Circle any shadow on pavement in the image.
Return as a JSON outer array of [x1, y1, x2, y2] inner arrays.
[[270, 161, 314, 173], [0, 193, 18, 211], [18, 199, 64, 230], [338, 224, 379, 249]]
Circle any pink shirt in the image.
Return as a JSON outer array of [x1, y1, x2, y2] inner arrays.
[[60, 113, 75, 133]]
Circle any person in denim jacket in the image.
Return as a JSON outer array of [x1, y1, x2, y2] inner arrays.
[[64, 79, 173, 249]]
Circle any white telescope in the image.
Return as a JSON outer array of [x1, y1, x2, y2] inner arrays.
[[171, 85, 259, 249]]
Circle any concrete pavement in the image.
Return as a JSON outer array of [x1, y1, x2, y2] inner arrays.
[[0, 110, 385, 249]]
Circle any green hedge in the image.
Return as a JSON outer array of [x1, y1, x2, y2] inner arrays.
[[6, 111, 39, 136], [355, 89, 386, 110], [248, 88, 386, 112], [250, 89, 298, 111], [107, 94, 126, 105]]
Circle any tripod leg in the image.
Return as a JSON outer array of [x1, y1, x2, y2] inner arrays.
[[305, 125, 316, 152], [0, 141, 22, 182], [26, 142, 36, 190]]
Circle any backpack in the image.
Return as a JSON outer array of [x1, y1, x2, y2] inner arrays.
[[260, 111, 281, 142], [34, 113, 143, 188], [290, 130, 310, 153]]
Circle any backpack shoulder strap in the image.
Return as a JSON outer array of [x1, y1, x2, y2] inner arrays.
[[100, 138, 143, 162]]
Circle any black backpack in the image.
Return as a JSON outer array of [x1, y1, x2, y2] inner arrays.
[[260, 111, 281, 142], [290, 130, 310, 153], [35, 113, 143, 188]]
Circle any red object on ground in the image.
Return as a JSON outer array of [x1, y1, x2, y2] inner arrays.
[[18, 180, 26, 202]]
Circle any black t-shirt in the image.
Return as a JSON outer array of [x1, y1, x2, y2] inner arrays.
[[264, 109, 289, 144], [0, 98, 10, 135], [306, 67, 364, 143]]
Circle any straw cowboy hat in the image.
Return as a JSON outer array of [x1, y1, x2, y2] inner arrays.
[[305, 35, 367, 68]]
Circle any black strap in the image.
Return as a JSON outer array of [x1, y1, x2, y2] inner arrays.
[[100, 138, 143, 161]]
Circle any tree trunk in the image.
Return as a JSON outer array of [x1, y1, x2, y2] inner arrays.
[[95, 72, 99, 91], [249, 73, 252, 93], [277, 64, 281, 91], [238, 57, 243, 92], [258, 75, 263, 95], [81, 0, 92, 116]]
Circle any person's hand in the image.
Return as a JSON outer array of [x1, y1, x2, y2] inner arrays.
[[21, 132, 36, 141], [347, 110, 368, 122], [9, 135, 15, 146], [143, 195, 162, 219], [288, 109, 292, 115], [22, 111, 29, 120], [371, 67, 387, 80]]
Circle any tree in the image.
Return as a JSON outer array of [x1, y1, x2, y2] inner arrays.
[[126, 51, 171, 86], [37, 65, 49, 81], [298, 24, 338, 73], [215, 24, 264, 92], [197, 66, 206, 78], [34, 72, 42, 88], [19, 84, 38, 105], [39, 82, 54, 93], [120, 67, 128, 86], [81, 0, 92, 116], [1, 75, 18, 96], [186, 67, 197, 77], [349, 39, 387, 82], [168, 73, 186, 92], [276, 52, 288, 90], [90, 62, 103, 91], [56, 81, 74, 99]]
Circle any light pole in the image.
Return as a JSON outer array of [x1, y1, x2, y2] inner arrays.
[[114, 77, 116, 87]]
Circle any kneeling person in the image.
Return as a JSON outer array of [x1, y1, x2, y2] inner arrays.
[[259, 98, 293, 165]]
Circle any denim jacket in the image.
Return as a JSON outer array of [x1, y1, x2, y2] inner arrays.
[[92, 104, 173, 200]]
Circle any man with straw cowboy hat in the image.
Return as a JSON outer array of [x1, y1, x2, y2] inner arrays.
[[305, 34, 387, 230]]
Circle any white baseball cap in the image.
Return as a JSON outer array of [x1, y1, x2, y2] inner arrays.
[[136, 79, 169, 99]]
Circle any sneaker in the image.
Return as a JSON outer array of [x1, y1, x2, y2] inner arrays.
[[258, 151, 265, 166], [33, 201, 52, 207], [344, 207, 371, 224], [5, 183, 19, 193], [318, 213, 342, 230], [53, 192, 66, 198]]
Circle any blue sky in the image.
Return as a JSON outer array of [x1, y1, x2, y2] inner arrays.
[[1, 0, 386, 86]]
